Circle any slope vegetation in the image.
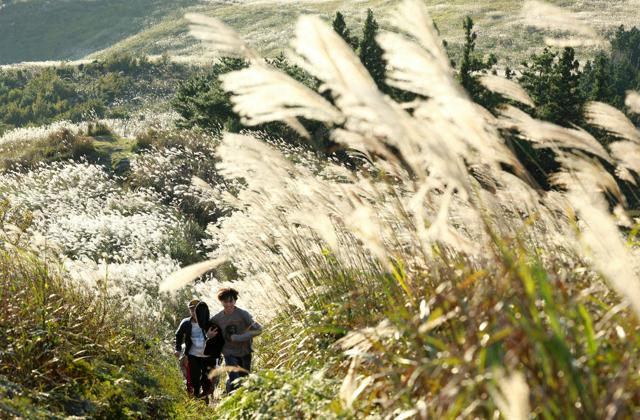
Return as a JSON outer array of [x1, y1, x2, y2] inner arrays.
[[3, 1, 640, 65]]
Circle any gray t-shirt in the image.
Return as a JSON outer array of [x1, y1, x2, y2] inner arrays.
[[211, 307, 255, 357]]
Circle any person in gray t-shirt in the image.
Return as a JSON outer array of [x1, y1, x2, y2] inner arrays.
[[207, 287, 262, 393]]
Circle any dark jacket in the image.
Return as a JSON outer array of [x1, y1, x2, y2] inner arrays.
[[173, 302, 224, 360], [175, 317, 196, 355], [175, 313, 225, 360]]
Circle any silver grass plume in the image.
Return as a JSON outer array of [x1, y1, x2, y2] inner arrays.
[[490, 370, 530, 420], [585, 101, 640, 144], [479, 75, 535, 108], [609, 141, 640, 184], [423, 185, 478, 255], [568, 190, 640, 318], [286, 208, 339, 252], [389, 0, 450, 70], [287, 11, 460, 187], [221, 66, 344, 126], [380, 1, 521, 173], [548, 152, 640, 317], [159, 257, 227, 292], [216, 133, 297, 181], [336, 318, 397, 355], [289, 14, 424, 161], [339, 358, 373, 409], [550, 153, 623, 203], [185, 13, 262, 63], [625, 91, 640, 114], [499, 105, 612, 163]]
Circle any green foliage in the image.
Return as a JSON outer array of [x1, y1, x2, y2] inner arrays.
[[0, 129, 96, 171], [359, 9, 387, 94], [95, 72, 131, 103], [168, 220, 208, 265], [457, 17, 500, 109], [332, 12, 359, 50], [171, 57, 248, 134], [579, 26, 640, 115], [0, 55, 193, 134], [0, 212, 205, 418], [216, 369, 342, 419], [0, 68, 97, 128], [520, 47, 584, 126]]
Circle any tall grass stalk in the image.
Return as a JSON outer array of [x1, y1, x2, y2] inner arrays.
[[172, 0, 640, 417]]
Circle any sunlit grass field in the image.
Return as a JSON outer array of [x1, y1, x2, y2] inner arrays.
[[2, 0, 640, 418]]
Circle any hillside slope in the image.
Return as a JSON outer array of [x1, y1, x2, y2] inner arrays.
[[2, 1, 640, 65], [0, 0, 200, 64]]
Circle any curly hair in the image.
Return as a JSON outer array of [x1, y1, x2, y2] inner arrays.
[[217, 287, 239, 301]]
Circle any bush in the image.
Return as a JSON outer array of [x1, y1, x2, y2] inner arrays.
[[87, 121, 112, 137], [216, 369, 341, 419], [0, 128, 96, 171], [0, 205, 211, 418]]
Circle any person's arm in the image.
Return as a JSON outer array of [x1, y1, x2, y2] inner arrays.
[[232, 322, 263, 342], [231, 311, 263, 342], [175, 319, 186, 356]]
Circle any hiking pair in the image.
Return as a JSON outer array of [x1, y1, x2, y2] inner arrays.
[[175, 288, 262, 399]]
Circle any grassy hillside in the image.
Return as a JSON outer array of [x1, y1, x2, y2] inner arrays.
[[98, 0, 640, 63], [0, 0, 199, 64], [3, 1, 640, 65]]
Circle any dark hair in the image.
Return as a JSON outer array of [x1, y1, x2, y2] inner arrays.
[[217, 287, 239, 301], [194, 301, 210, 331]]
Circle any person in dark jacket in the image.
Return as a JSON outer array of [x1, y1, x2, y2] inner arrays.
[[174, 299, 199, 395], [175, 299, 224, 399]]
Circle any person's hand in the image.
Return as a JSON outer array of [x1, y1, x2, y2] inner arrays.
[[174, 351, 181, 358], [230, 334, 238, 342], [206, 327, 218, 339]]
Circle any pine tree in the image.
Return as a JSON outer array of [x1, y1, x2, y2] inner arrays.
[[359, 9, 387, 93], [459, 16, 478, 93], [519, 47, 584, 126], [332, 12, 358, 50], [589, 53, 614, 103], [457, 17, 499, 109]]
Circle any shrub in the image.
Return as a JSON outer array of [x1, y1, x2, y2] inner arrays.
[[0, 222, 201, 418], [0, 128, 95, 171], [216, 369, 341, 419], [87, 121, 112, 137]]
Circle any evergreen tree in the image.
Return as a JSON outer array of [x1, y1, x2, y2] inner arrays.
[[171, 57, 248, 134], [457, 17, 499, 109], [359, 9, 387, 93], [589, 53, 614, 103], [332, 12, 358, 50], [519, 47, 584, 126], [459, 16, 478, 93]]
